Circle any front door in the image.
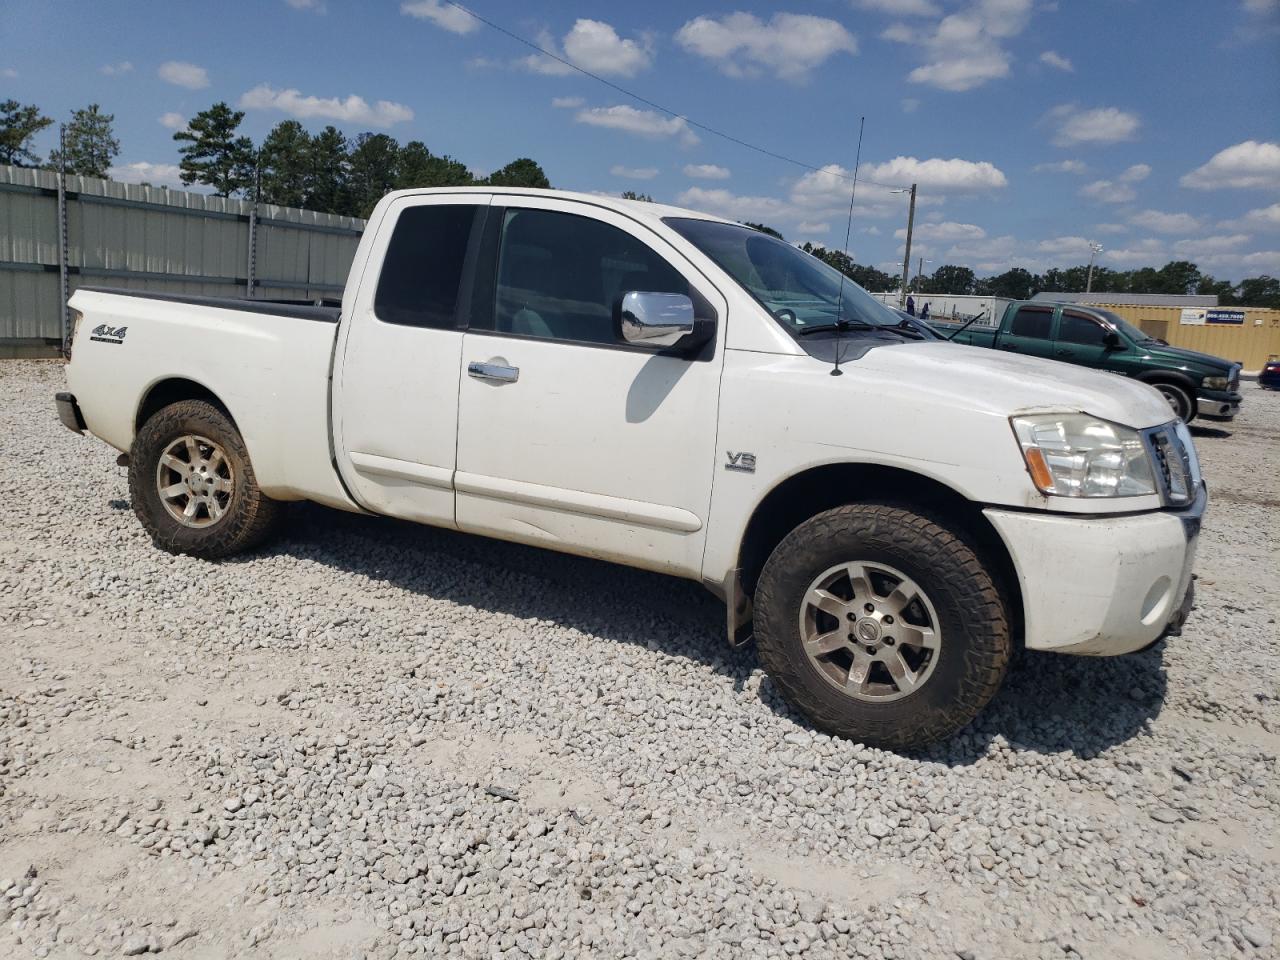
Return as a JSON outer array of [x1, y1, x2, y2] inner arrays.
[[332, 193, 489, 526], [1052, 309, 1113, 368], [454, 197, 726, 577]]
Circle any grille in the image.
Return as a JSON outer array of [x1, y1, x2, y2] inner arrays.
[[1228, 364, 1240, 392]]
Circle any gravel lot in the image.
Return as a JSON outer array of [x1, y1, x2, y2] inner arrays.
[[2, 358, 1278, 960]]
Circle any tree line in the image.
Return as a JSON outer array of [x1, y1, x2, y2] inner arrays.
[[1, 98, 549, 219], [2, 97, 1276, 301], [795, 241, 1279, 310]]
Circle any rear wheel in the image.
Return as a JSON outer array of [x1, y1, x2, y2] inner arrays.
[[754, 503, 1010, 751], [129, 400, 282, 559], [1152, 381, 1195, 423]]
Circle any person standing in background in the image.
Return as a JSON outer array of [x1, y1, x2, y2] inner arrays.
[[906, 295, 916, 317]]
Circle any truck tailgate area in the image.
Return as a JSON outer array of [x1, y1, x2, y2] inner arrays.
[[65, 288, 357, 512]]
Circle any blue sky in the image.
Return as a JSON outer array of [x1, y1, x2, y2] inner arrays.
[[3, 0, 1279, 281]]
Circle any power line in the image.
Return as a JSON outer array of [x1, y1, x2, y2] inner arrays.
[[443, 1, 911, 192]]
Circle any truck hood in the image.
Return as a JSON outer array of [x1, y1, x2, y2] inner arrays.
[[1144, 342, 1236, 374], [846, 340, 1174, 429]]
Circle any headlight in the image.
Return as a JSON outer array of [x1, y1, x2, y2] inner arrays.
[[1202, 376, 1229, 390], [1011, 413, 1156, 498]]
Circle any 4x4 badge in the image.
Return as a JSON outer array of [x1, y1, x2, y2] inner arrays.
[[90, 324, 128, 345], [725, 451, 756, 473]]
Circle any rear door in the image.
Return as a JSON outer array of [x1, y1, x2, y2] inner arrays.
[[332, 193, 489, 526], [453, 197, 726, 577], [997, 304, 1056, 359]]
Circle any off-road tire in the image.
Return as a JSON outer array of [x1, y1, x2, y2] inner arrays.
[[754, 503, 1010, 751], [129, 400, 282, 560], [1152, 381, 1196, 423]]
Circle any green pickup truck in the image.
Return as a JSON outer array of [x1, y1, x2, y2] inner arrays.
[[933, 301, 1242, 423]]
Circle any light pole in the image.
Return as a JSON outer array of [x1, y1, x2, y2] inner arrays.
[[915, 257, 932, 293], [1085, 241, 1103, 293], [893, 183, 917, 307]]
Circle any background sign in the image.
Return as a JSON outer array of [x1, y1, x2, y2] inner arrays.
[[1205, 309, 1246, 324], [1180, 308, 1206, 325]]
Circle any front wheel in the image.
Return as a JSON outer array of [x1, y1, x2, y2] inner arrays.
[[754, 503, 1010, 751], [1152, 381, 1196, 423], [129, 399, 282, 560]]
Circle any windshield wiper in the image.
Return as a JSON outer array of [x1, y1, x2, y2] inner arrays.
[[797, 320, 895, 336]]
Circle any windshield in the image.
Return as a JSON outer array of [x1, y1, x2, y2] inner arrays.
[[665, 217, 904, 333], [1093, 308, 1157, 342]]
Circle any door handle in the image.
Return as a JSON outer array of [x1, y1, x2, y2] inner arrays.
[[1055, 349, 1070, 356], [1000, 344, 1018, 351], [468, 360, 519, 383]]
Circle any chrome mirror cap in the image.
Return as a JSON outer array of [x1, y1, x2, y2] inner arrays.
[[619, 291, 695, 348]]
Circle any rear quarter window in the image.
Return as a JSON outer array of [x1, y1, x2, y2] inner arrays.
[[374, 204, 479, 328]]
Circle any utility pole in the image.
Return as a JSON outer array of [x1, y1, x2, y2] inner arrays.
[[898, 182, 917, 308], [1085, 241, 1103, 293]]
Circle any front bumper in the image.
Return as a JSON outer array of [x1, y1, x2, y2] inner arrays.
[[1196, 388, 1241, 421], [984, 484, 1205, 655], [55, 391, 86, 434]]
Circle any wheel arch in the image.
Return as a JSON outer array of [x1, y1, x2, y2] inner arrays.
[[135, 377, 238, 437], [732, 462, 1023, 646]]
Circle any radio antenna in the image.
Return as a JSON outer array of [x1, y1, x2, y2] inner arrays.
[[831, 116, 866, 377]]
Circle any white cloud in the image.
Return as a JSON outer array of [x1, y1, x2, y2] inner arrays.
[[675, 186, 790, 222], [1078, 179, 1135, 203], [575, 105, 699, 145], [108, 161, 185, 188], [1243, 0, 1278, 13], [158, 61, 209, 90], [862, 155, 1009, 192], [1036, 235, 1094, 257], [562, 20, 652, 76], [676, 12, 857, 81], [1, 67, 16, 79], [239, 84, 413, 127], [1181, 140, 1280, 190], [1233, 202, 1280, 230], [610, 164, 659, 180], [518, 20, 653, 77], [797, 220, 831, 233], [1039, 50, 1073, 72], [901, 98, 920, 113], [1033, 159, 1086, 174], [894, 221, 986, 242], [1048, 104, 1141, 146], [551, 96, 584, 109], [1128, 209, 1204, 233], [854, 0, 941, 15], [285, 0, 326, 11], [1118, 163, 1151, 183], [683, 163, 730, 180], [400, 0, 478, 34], [100, 61, 133, 76], [942, 233, 1020, 263], [1173, 234, 1251, 257], [1102, 239, 1167, 265], [1095, 222, 1128, 235], [158, 112, 186, 131], [885, 0, 1034, 92]]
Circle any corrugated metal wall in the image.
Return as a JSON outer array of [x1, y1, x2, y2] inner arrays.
[[1098, 303, 1280, 372], [0, 164, 366, 348]]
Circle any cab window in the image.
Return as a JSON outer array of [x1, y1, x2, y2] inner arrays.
[[1009, 306, 1053, 339], [374, 204, 479, 328], [483, 208, 689, 345], [1058, 312, 1110, 346]]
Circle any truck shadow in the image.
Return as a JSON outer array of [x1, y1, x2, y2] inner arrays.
[[269, 503, 1166, 763]]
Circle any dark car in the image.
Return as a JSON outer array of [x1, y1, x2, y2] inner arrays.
[[1261, 356, 1280, 390], [933, 301, 1243, 423]]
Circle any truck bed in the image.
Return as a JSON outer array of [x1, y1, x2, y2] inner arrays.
[[65, 286, 358, 512]]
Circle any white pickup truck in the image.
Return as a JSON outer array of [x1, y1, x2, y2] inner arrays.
[[58, 187, 1204, 749]]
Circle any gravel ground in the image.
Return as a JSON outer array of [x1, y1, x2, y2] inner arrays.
[[2, 358, 1278, 960]]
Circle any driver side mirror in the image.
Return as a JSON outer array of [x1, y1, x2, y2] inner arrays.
[[1103, 331, 1123, 349], [617, 291, 712, 353]]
